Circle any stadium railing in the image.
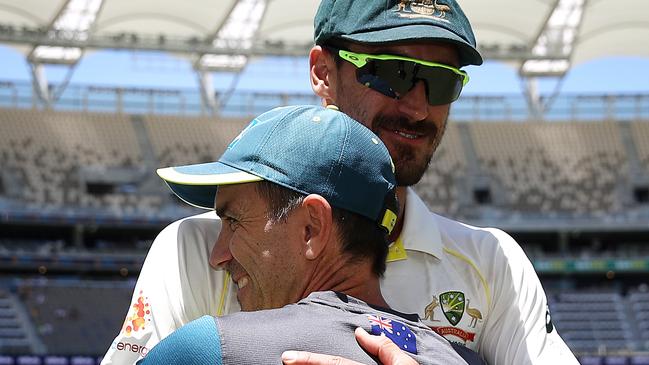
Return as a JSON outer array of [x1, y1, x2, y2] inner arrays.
[[1, 79, 648, 121]]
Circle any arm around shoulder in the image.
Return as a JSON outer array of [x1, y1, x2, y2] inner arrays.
[[138, 315, 222, 365], [102, 212, 227, 364]]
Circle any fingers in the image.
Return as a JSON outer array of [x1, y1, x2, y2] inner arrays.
[[354, 328, 419, 365], [282, 350, 360, 365], [281, 328, 419, 365]]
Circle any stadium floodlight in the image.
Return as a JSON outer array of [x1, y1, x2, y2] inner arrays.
[[31, 46, 83, 64], [520, 0, 586, 77], [521, 59, 570, 76], [197, 0, 267, 72], [28, 0, 103, 65], [199, 54, 248, 70]]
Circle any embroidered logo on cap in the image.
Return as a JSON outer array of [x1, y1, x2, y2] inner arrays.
[[395, 0, 451, 21]]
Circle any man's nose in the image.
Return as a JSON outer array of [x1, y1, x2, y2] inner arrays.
[[396, 81, 429, 122], [209, 232, 233, 270]]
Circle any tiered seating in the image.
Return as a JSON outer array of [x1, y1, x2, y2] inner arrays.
[[0, 289, 31, 354], [17, 280, 132, 356], [631, 121, 649, 172], [0, 108, 156, 213], [629, 291, 649, 350], [580, 355, 649, 365], [415, 123, 467, 216], [470, 122, 627, 216], [144, 114, 249, 168], [2, 108, 643, 218], [550, 292, 633, 353]]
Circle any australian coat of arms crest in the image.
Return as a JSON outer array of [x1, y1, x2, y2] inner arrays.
[[396, 0, 452, 19]]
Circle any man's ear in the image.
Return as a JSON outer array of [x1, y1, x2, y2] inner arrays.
[[309, 46, 336, 106], [300, 194, 333, 260]]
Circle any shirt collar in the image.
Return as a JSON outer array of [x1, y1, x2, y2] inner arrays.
[[397, 187, 444, 259]]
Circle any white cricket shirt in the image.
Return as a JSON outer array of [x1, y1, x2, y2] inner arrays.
[[101, 189, 578, 365]]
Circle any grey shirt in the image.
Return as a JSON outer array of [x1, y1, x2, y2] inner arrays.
[[140, 291, 484, 365]]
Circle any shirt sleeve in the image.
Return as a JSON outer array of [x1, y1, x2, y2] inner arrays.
[[137, 315, 223, 365], [101, 212, 238, 364], [479, 229, 579, 365]]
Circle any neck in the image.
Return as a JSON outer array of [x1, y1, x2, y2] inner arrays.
[[388, 186, 408, 242], [301, 253, 389, 308]]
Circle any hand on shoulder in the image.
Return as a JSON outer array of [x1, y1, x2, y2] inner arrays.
[[281, 327, 418, 365]]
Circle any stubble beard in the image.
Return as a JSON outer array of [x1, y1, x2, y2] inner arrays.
[[372, 114, 446, 186], [338, 100, 448, 187]]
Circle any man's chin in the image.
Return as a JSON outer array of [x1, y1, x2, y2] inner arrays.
[[236, 291, 256, 312], [239, 302, 259, 312], [395, 161, 429, 186]]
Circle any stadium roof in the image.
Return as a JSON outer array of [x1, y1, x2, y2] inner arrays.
[[0, 0, 648, 111], [1, 0, 648, 65]]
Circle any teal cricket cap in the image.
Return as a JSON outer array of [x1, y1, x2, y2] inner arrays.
[[314, 0, 483, 67], [157, 105, 398, 234]]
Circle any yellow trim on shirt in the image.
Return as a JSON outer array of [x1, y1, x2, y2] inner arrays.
[[217, 271, 230, 316], [386, 237, 408, 262], [443, 248, 492, 309]]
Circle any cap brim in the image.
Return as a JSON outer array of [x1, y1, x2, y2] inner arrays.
[[157, 162, 263, 209], [340, 24, 483, 67]]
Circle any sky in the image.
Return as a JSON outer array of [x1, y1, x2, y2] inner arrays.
[[1, 45, 648, 97]]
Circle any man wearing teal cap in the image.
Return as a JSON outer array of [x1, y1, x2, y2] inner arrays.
[[139, 105, 483, 364], [292, 0, 577, 363], [103, 1, 578, 364]]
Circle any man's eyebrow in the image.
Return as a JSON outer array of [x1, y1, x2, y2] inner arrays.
[[375, 48, 407, 56], [350, 46, 409, 58], [214, 200, 229, 217], [359, 48, 458, 67]]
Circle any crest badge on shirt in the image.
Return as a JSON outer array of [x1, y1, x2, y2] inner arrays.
[[423, 291, 482, 346], [440, 291, 465, 325]]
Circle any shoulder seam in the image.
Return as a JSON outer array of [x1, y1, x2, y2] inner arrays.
[[442, 247, 492, 310]]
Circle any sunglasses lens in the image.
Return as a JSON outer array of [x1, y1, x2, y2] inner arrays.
[[356, 60, 415, 99], [418, 66, 464, 105], [374, 60, 418, 96], [357, 73, 398, 99], [355, 59, 464, 106]]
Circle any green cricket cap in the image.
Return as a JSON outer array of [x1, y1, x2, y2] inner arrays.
[[314, 0, 483, 67], [157, 105, 398, 235]]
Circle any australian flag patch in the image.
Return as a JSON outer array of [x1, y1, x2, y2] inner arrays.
[[367, 314, 418, 354]]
